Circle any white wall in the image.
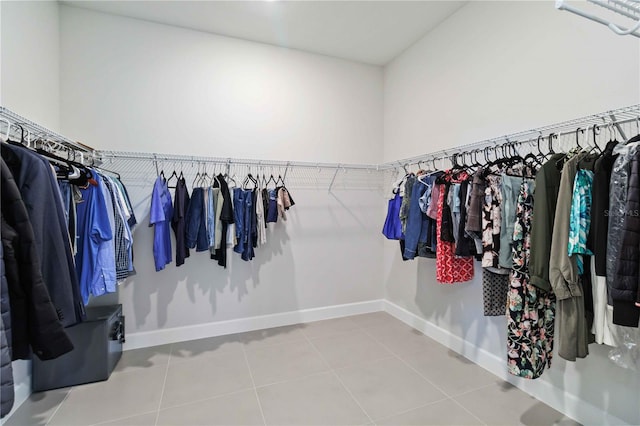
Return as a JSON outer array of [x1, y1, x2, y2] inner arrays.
[[59, 6, 383, 164], [0, 0, 60, 129], [383, 1, 640, 425], [0, 0, 61, 418], [384, 1, 640, 162], [59, 6, 385, 339]]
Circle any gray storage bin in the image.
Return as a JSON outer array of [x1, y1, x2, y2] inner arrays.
[[32, 304, 124, 392]]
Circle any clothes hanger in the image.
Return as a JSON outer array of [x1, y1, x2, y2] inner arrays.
[[243, 173, 258, 189], [192, 162, 202, 188], [573, 128, 584, 151], [588, 124, 602, 154], [166, 170, 179, 189], [626, 116, 640, 144], [535, 135, 549, 161], [266, 174, 277, 188]]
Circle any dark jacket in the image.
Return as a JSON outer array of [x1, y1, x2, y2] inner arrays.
[[0, 158, 74, 360], [0, 304, 13, 418], [1, 144, 84, 327], [590, 142, 618, 276], [613, 151, 640, 327], [0, 244, 11, 354], [211, 174, 235, 268], [1, 243, 14, 418]]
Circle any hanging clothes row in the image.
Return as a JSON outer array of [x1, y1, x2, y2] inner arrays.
[[0, 134, 136, 417], [150, 168, 295, 272], [383, 121, 640, 377]]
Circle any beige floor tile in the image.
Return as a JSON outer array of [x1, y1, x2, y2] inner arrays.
[[95, 411, 158, 425], [47, 367, 165, 425], [241, 325, 307, 350], [309, 329, 393, 369], [301, 317, 360, 339], [113, 344, 171, 373], [400, 348, 501, 396], [170, 334, 244, 364], [335, 356, 447, 420], [246, 339, 329, 386], [161, 349, 253, 408], [362, 322, 442, 356], [157, 390, 264, 425], [455, 381, 576, 425], [4, 388, 70, 426], [349, 312, 399, 329], [257, 372, 369, 426], [377, 398, 482, 425]]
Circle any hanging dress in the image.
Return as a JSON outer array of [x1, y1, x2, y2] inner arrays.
[[435, 171, 474, 284], [507, 179, 556, 379]]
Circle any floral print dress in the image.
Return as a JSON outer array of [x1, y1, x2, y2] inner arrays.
[[507, 179, 556, 379]]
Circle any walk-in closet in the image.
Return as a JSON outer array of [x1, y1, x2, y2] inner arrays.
[[1, 1, 639, 425]]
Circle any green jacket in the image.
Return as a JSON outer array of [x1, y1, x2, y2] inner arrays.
[[529, 154, 565, 292]]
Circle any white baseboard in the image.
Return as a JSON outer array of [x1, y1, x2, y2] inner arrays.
[[124, 299, 385, 350], [383, 300, 626, 426]]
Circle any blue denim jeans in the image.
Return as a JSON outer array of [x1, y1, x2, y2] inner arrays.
[[403, 179, 429, 260], [266, 189, 278, 223], [207, 187, 216, 248], [186, 187, 209, 251], [233, 188, 247, 254]]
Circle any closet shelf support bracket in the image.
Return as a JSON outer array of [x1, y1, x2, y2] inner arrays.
[[610, 113, 628, 140], [328, 165, 341, 193]]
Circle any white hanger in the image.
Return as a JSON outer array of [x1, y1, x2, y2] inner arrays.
[[0, 118, 11, 142]]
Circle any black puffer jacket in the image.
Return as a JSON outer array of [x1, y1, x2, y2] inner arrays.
[[1, 159, 74, 360], [614, 150, 640, 327], [0, 244, 11, 354], [1, 244, 14, 418]]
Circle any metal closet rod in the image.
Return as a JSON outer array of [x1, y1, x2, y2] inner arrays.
[[379, 104, 640, 171], [0, 106, 97, 155], [97, 151, 381, 172]]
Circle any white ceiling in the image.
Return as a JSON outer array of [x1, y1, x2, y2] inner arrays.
[[60, 1, 467, 65]]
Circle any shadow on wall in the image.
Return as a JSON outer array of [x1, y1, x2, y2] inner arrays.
[[412, 259, 506, 360], [114, 212, 292, 331]]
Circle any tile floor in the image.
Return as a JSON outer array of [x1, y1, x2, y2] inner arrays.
[[5, 312, 580, 426]]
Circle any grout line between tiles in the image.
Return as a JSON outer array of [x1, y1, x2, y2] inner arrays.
[[153, 343, 173, 426], [357, 326, 494, 424], [253, 370, 331, 390], [241, 344, 268, 426], [154, 387, 255, 412], [452, 380, 500, 398], [302, 329, 375, 425], [359, 322, 488, 426], [357, 323, 460, 396], [44, 387, 73, 426], [449, 396, 488, 426], [90, 410, 158, 426], [370, 395, 451, 424]]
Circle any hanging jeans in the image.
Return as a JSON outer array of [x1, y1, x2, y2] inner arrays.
[[207, 187, 216, 248], [186, 187, 209, 251], [233, 188, 247, 254], [233, 189, 256, 261], [266, 189, 278, 223], [403, 180, 429, 260]]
